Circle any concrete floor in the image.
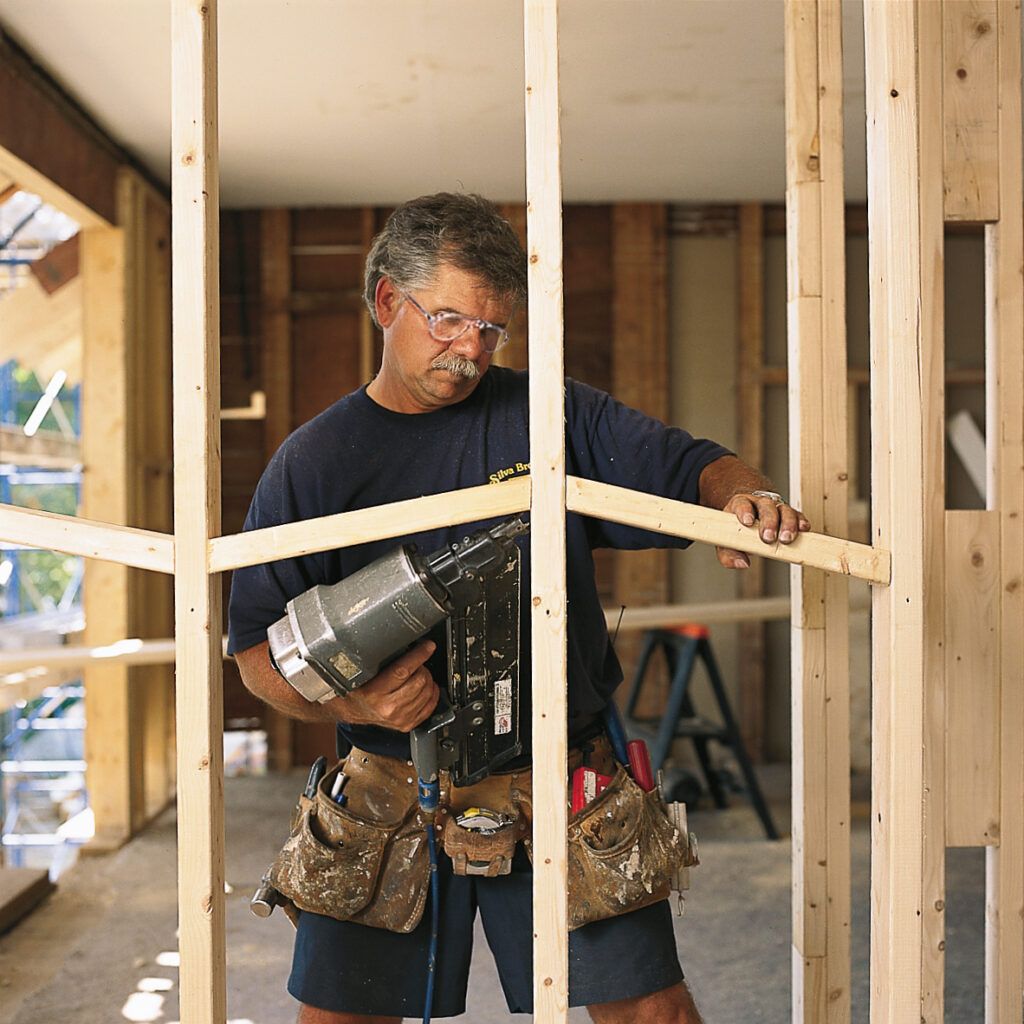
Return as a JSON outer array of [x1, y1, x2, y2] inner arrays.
[[0, 766, 987, 1023]]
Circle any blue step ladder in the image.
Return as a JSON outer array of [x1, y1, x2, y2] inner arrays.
[[623, 624, 779, 840]]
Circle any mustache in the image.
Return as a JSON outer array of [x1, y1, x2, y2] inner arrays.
[[430, 351, 480, 380]]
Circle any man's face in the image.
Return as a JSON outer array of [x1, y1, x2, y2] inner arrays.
[[371, 263, 513, 414]]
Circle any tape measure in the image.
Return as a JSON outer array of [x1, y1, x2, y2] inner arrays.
[[454, 807, 515, 834]]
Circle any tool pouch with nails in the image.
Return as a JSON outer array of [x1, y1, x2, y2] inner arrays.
[[268, 752, 430, 933], [567, 765, 698, 931]]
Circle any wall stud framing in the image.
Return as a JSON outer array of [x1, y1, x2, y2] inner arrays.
[[170, 2, 225, 1021], [984, 3, 1024, 1019], [863, 2, 934, 1020], [524, 1, 569, 1018], [784, 3, 850, 1020]]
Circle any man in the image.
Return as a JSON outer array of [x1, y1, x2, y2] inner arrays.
[[229, 193, 808, 1024]]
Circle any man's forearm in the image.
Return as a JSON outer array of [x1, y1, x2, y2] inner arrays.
[[698, 454, 777, 511], [235, 641, 345, 724]]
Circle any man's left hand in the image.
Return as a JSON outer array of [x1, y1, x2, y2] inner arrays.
[[716, 491, 810, 570]]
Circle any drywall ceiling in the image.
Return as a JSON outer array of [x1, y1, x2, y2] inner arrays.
[[0, 0, 869, 207]]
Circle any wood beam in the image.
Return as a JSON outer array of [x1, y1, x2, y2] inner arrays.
[[0, 505, 173, 572], [942, 0, 1000, 222], [944, 509, 999, 847], [80, 224, 140, 844], [785, 6, 851, 1020], [171, 3, 225, 1022], [0, 274, 83, 385], [0, 426, 80, 469], [983, 3, 1024, 1019], [736, 202, 768, 762], [611, 203, 670, 719], [209, 477, 531, 573], [259, 208, 295, 772], [864, 3, 937, 1020], [567, 478, 887, 584], [525, 1, 568, 1019], [0, 32, 120, 226]]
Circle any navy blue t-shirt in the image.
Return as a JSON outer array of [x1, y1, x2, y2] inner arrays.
[[227, 367, 731, 761]]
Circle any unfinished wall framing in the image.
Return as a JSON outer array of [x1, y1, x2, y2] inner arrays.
[[1, 1, 1022, 1022]]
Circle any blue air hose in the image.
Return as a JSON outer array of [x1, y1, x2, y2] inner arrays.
[[417, 775, 441, 1024]]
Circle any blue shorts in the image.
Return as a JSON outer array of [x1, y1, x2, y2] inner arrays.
[[288, 847, 684, 1017]]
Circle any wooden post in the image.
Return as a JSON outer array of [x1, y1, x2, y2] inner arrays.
[[984, 4, 1024, 1020], [259, 207, 294, 772], [736, 202, 767, 761], [784, 4, 850, 1020], [863, 3, 937, 1020], [81, 223, 140, 847], [171, 2, 225, 1022], [524, 1, 568, 1020], [611, 203, 670, 717]]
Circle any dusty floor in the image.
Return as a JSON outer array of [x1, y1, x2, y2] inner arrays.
[[0, 766, 986, 1023]]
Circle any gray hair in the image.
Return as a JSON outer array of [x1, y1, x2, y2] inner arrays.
[[363, 193, 528, 327]]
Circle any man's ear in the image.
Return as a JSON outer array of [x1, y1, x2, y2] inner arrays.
[[375, 277, 401, 328]]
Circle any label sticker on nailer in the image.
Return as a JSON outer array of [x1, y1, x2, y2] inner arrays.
[[494, 676, 512, 735]]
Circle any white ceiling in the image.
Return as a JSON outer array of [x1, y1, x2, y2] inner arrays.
[[0, 0, 870, 208]]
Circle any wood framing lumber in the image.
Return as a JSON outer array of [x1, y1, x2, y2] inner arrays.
[[983, 3, 1024, 1018], [863, 3, 932, 1020], [0, 29, 120, 227], [944, 509, 999, 846], [0, 638, 176, 674], [524, 1, 568, 1019], [611, 203, 670, 719], [567, 477, 888, 585], [0, 274, 83, 386], [81, 223, 141, 842], [602, 591, 871, 633], [171, 3, 225, 1022], [784, 6, 851, 1019], [0, 504, 173, 573], [0, 425, 80, 469], [914, 6, 949, 1019], [736, 202, 768, 761], [0, 868, 53, 934], [942, 0, 1000, 222], [209, 477, 531, 573]]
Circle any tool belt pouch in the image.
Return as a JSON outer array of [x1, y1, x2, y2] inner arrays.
[[567, 765, 694, 931], [268, 753, 429, 934]]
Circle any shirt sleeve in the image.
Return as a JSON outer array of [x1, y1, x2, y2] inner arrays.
[[564, 378, 733, 550], [226, 441, 328, 655]]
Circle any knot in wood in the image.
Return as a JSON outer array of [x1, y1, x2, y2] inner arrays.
[[956, 67, 968, 80], [970, 549, 984, 567], [182, 151, 196, 166], [890, 89, 899, 98], [975, 20, 991, 35]]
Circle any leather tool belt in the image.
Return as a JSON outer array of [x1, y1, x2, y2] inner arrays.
[[266, 736, 698, 934]]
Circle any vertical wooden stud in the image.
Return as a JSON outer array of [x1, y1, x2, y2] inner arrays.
[[736, 202, 767, 761], [611, 203, 670, 717], [171, 2, 225, 1023], [81, 224, 139, 846], [863, 3, 936, 1021], [942, 0, 1000, 222], [785, 3, 850, 1020], [259, 207, 294, 772], [496, 202, 530, 372], [359, 206, 377, 384], [984, 4, 1024, 1019], [524, 1, 568, 1020]]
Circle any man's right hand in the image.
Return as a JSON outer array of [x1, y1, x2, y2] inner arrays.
[[234, 637, 440, 733], [331, 639, 440, 732]]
